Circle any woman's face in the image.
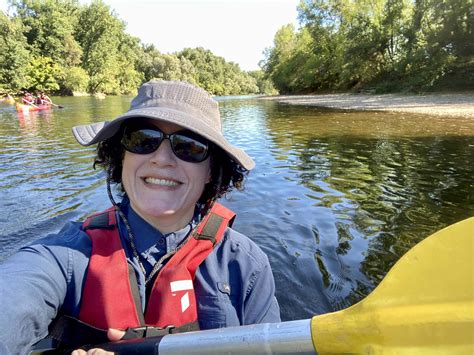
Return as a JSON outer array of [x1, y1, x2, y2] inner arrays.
[[121, 120, 211, 232]]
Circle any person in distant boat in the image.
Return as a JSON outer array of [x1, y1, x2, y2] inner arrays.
[[1, 93, 14, 103], [36, 91, 52, 105], [21, 92, 35, 105], [0, 80, 281, 355], [35, 92, 42, 105]]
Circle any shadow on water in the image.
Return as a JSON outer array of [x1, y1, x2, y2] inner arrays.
[[1, 97, 473, 321]]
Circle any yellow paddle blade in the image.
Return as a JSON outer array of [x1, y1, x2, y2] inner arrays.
[[311, 217, 474, 354]]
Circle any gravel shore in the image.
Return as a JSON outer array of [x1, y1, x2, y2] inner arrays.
[[261, 92, 474, 118]]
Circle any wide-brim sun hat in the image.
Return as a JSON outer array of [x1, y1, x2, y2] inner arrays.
[[72, 80, 255, 170]]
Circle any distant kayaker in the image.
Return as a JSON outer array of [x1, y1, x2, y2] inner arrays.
[[0, 80, 281, 354], [1, 93, 14, 103], [21, 92, 35, 106], [35, 91, 52, 105]]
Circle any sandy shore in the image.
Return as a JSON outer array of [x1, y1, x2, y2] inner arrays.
[[261, 92, 474, 118]]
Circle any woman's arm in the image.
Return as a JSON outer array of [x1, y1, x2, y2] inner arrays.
[[0, 223, 89, 354], [0, 245, 68, 354]]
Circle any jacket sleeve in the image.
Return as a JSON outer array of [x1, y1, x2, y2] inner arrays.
[[0, 222, 89, 354], [226, 227, 281, 325], [195, 227, 281, 328], [242, 253, 281, 324]]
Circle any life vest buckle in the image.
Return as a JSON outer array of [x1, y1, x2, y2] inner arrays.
[[123, 325, 176, 339]]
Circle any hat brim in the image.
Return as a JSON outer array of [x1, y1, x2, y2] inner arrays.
[[72, 106, 255, 171]]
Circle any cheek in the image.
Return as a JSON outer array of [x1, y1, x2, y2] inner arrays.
[[121, 153, 140, 188], [205, 165, 212, 184], [187, 160, 211, 192], [201, 161, 212, 185]]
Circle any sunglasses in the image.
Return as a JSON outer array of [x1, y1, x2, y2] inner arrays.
[[121, 125, 210, 163]]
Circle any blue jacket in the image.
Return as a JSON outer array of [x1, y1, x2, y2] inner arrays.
[[0, 199, 280, 354]]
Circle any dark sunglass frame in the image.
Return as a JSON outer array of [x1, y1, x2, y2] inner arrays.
[[121, 125, 210, 163]]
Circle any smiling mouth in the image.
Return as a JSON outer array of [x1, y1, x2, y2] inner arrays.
[[144, 177, 181, 187]]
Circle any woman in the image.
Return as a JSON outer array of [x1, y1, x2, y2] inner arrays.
[[0, 81, 280, 354], [35, 92, 52, 105], [21, 91, 35, 105]]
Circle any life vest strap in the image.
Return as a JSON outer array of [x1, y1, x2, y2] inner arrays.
[[195, 213, 225, 245], [47, 314, 109, 349], [122, 321, 199, 339], [47, 315, 199, 349], [194, 204, 236, 244], [83, 207, 117, 231]]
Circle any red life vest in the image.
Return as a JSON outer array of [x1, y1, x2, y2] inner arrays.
[[78, 203, 235, 331]]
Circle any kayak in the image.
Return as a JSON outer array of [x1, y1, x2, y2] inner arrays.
[[16, 102, 51, 112]]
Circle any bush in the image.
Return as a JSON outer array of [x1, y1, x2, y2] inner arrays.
[[60, 66, 89, 94]]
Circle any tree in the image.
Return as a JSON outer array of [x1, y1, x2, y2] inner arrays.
[[116, 33, 143, 94], [60, 66, 89, 94], [25, 56, 62, 91], [248, 70, 278, 95], [137, 44, 163, 82], [177, 47, 258, 95], [9, 0, 82, 67], [262, 0, 472, 93], [0, 10, 30, 92], [75, 0, 126, 94], [261, 24, 298, 93]]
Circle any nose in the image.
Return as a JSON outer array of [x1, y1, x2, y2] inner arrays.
[[149, 139, 176, 166]]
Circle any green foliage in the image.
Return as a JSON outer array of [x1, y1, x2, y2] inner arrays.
[[177, 47, 259, 95], [26, 56, 62, 91], [10, 0, 82, 67], [75, 0, 123, 94], [60, 66, 89, 94], [263, 0, 473, 93], [248, 70, 278, 95], [0, 11, 30, 92], [1, 0, 260, 96], [116, 33, 143, 94], [150, 53, 197, 83], [261, 24, 297, 93]]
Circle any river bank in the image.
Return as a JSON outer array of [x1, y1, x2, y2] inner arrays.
[[261, 92, 474, 118]]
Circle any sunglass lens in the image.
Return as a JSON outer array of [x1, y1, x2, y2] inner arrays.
[[172, 132, 209, 162], [122, 128, 163, 154]]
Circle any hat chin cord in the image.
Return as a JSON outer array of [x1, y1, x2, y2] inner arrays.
[[201, 165, 222, 218], [106, 168, 147, 276], [106, 167, 119, 209]]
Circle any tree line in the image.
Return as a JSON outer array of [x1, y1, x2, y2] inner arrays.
[[262, 0, 473, 94], [0, 0, 276, 96]]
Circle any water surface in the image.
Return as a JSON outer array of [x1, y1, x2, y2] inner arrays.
[[1, 96, 473, 321]]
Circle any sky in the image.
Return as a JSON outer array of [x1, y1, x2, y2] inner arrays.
[[1, 0, 301, 71]]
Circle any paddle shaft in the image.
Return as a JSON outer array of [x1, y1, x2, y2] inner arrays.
[[35, 320, 315, 354]]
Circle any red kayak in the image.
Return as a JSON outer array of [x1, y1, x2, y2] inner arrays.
[[16, 102, 51, 112]]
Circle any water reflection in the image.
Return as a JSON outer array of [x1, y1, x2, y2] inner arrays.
[[263, 105, 474, 314], [0, 98, 473, 322]]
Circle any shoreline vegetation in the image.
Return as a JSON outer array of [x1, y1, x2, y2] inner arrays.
[[1, 0, 472, 99], [261, 92, 474, 118]]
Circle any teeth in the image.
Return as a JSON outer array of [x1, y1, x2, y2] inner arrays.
[[145, 177, 180, 186]]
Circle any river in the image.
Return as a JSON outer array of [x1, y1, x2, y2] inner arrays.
[[0, 96, 473, 321]]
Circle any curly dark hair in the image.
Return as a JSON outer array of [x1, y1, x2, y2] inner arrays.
[[94, 124, 248, 213]]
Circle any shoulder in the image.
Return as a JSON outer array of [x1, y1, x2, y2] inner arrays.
[[29, 221, 91, 251], [11, 221, 93, 280]]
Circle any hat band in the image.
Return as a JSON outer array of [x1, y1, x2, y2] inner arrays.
[[130, 98, 220, 131]]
